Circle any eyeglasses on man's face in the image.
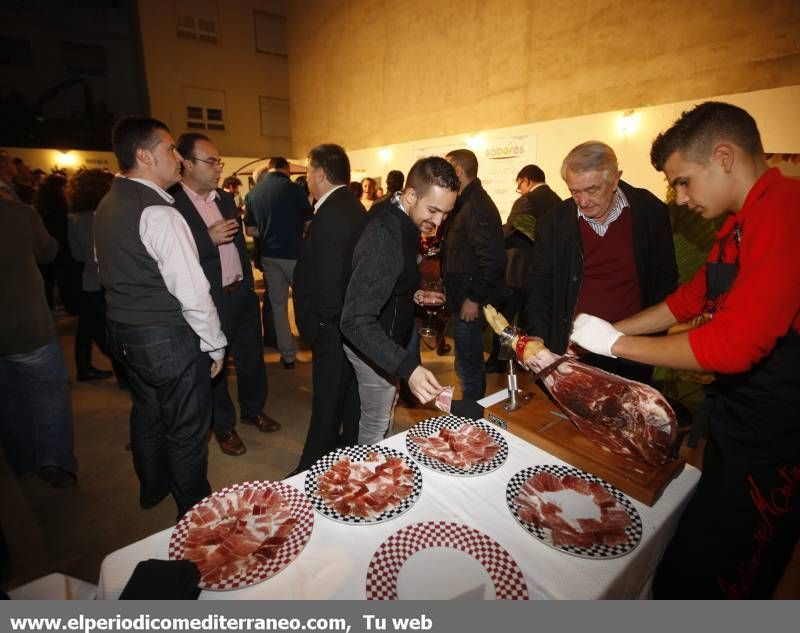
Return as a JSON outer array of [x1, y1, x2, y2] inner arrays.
[[190, 155, 225, 169]]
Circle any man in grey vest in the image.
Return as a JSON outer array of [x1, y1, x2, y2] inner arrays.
[[95, 117, 227, 519]]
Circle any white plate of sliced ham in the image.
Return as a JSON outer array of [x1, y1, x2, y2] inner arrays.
[[405, 415, 508, 476], [506, 465, 642, 559], [168, 480, 314, 590], [305, 446, 422, 525], [365, 521, 529, 600]]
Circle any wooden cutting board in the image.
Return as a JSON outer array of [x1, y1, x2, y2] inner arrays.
[[484, 375, 685, 506]]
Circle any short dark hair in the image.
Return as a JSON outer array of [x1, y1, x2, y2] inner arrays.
[[67, 168, 114, 214], [516, 164, 546, 183], [406, 156, 460, 198], [175, 132, 211, 162], [308, 144, 350, 185], [111, 116, 170, 172], [348, 181, 363, 198], [386, 170, 404, 194], [222, 176, 242, 189], [294, 174, 310, 197], [650, 101, 764, 171], [268, 156, 289, 170], [445, 149, 478, 180]]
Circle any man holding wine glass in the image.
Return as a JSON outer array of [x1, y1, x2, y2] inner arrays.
[[340, 157, 460, 444]]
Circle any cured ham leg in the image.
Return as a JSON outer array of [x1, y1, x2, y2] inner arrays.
[[483, 305, 677, 466]]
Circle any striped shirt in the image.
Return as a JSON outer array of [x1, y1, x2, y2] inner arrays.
[[578, 187, 630, 236]]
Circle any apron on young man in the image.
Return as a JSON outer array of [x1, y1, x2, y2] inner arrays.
[[654, 224, 800, 598]]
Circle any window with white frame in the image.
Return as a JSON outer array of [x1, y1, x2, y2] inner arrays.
[[176, 0, 219, 43], [184, 87, 226, 131]]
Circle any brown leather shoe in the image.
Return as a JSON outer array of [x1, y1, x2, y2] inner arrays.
[[215, 429, 247, 456], [240, 412, 281, 433]]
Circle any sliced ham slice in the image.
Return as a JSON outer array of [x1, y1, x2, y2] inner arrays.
[[513, 472, 631, 549], [316, 454, 414, 519], [434, 385, 454, 413], [411, 422, 499, 470], [183, 487, 296, 584]]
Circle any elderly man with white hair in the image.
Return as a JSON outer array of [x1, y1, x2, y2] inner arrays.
[[522, 141, 677, 382]]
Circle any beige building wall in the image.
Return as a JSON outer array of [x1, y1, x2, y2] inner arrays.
[[137, 0, 291, 157], [286, 0, 800, 156]]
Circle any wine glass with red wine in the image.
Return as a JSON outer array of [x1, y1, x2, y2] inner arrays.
[[418, 279, 445, 338]]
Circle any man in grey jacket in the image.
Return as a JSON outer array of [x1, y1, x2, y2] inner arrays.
[[340, 157, 459, 444]]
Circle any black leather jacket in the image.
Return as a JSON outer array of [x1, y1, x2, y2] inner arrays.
[[441, 178, 507, 311]]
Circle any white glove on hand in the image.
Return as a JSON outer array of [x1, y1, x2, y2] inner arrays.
[[570, 313, 623, 358]]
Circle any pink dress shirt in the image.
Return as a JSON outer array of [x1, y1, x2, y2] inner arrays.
[[181, 183, 244, 287]]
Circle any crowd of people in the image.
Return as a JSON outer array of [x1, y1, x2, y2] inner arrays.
[[0, 100, 797, 598]]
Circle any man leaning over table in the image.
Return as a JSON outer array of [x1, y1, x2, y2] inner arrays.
[[569, 102, 800, 599], [170, 133, 280, 458], [95, 117, 227, 519], [340, 157, 459, 444]]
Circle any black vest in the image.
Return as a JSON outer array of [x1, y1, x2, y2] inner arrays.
[[699, 225, 800, 464], [168, 184, 253, 309], [94, 177, 183, 326]]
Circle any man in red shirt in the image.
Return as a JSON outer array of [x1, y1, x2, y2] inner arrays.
[[570, 102, 800, 598]]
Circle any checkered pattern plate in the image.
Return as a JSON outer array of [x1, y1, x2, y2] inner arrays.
[[168, 480, 314, 591], [506, 465, 642, 559], [304, 445, 422, 525], [365, 521, 529, 600], [405, 415, 508, 476]]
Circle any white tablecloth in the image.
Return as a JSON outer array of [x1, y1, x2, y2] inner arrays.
[[97, 390, 700, 600]]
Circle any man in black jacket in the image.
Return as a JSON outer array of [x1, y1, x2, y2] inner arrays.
[[340, 157, 458, 444], [486, 164, 562, 372], [292, 144, 366, 471], [442, 149, 506, 400], [523, 141, 677, 382], [170, 133, 280, 457]]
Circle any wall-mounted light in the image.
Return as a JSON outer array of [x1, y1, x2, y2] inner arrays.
[[55, 151, 78, 167], [466, 135, 486, 151], [378, 147, 392, 162], [616, 110, 640, 137]]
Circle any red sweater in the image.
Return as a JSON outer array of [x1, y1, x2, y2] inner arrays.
[[665, 168, 800, 374], [575, 207, 642, 323]]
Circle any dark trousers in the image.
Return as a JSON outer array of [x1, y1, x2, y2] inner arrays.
[[453, 312, 486, 400], [107, 320, 212, 518], [653, 439, 800, 598], [212, 285, 267, 433], [74, 290, 126, 379], [0, 339, 77, 476], [298, 325, 359, 470]]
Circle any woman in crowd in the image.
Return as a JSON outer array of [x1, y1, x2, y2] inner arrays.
[[35, 173, 81, 314], [360, 177, 377, 210]]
